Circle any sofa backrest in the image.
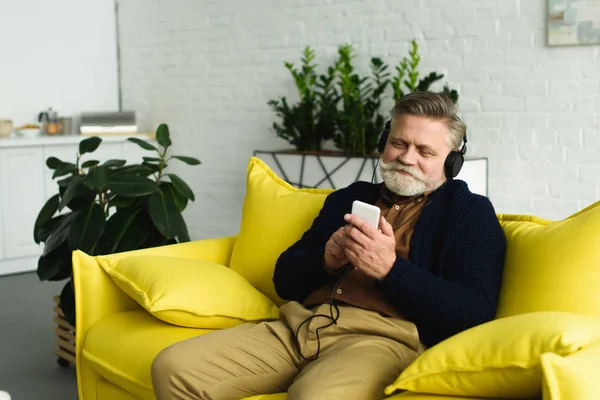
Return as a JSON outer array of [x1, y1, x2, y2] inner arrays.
[[233, 157, 600, 321]]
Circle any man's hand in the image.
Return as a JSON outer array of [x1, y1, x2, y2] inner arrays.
[[323, 226, 350, 272], [343, 214, 396, 280]]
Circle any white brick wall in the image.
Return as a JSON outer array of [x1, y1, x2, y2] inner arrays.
[[117, 0, 600, 239]]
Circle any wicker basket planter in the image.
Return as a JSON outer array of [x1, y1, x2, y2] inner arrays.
[[53, 295, 76, 367]]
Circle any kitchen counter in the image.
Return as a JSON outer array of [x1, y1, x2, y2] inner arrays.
[[0, 133, 154, 149]]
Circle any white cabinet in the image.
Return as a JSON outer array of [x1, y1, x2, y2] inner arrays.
[[0, 147, 46, 260], [0, 175, 3, 261], [0, 135, 156, 276]]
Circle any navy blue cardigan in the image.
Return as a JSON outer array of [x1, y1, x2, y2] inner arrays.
[[273, 179, 507, 347]]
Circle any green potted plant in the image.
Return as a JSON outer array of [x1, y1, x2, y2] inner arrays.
[[391, 40, 459, 105], [333, 44, 391, 157], [267, 46, 339, 152], [259, 40, 459, 189], [33, 123, 201, 331]]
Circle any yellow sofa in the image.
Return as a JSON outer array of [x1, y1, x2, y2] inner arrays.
[[73, 157, 600, 400]]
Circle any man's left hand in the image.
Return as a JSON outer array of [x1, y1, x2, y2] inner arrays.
[[343, 214, 396, 280]]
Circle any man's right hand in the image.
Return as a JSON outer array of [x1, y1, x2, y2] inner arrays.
[[324, 226, 349, 272]]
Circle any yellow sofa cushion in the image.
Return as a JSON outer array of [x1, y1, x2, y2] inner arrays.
[[96, 255, 279, 329], [83, 310, 211, 399], [496, 200, 600, 319], [229, 157, 333, 304], [541, 341, 600, 400], [385, 312, 600, 399]]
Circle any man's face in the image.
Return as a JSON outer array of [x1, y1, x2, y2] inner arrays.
[[379, 114, 451, 196]]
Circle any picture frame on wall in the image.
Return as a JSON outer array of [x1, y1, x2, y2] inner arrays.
[[548, 0, 600, 46]]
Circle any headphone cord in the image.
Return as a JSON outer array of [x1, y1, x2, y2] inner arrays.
[[370, 158, 380, 184], [293, 267, 350, 362], [292, 178, 449, 362]]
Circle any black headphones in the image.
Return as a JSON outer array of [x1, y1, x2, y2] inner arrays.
[[377, 119, 468, 179]]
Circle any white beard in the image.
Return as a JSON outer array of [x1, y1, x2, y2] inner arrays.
[[379, 158, 445, 196]]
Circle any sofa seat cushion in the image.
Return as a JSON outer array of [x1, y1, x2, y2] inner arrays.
[[83, 310, 213, 399], [83, 311, 488, 400]]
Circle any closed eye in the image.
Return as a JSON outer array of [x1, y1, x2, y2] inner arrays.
[[418, 146, 437, 156]]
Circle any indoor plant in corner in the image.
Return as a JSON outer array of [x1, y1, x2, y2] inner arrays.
[[261, 40, 459, 189], [32, 123, 200, 366]]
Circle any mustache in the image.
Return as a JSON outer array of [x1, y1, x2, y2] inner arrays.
[[379, 160, 426, 181]]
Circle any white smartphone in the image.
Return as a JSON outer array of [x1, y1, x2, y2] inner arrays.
[[351, 200, 381, 230]]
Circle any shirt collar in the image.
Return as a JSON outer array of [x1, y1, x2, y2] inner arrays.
[[380, 184, 430, 207]]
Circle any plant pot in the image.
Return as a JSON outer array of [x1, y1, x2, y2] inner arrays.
[[254, 150, 381, 189], [53, 295, 76, 367]]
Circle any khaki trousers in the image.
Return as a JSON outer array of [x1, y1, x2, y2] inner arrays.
[[151, 301, 424, 400]]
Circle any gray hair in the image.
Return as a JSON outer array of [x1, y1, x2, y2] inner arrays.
[[390, 91, 466, 150]]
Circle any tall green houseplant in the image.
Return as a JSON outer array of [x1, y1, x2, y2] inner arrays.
[[333, 44, 391, 157], [392, 40, 459, 103], [267, 46, 339, 151], [33, 124, 201, 326], [267, 39, 460, 157]]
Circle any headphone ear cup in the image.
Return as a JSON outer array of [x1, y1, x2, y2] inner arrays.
[[444, 152, 464, 179]]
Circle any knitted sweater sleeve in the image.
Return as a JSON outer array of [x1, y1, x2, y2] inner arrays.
[[379, 197, 507, 341]]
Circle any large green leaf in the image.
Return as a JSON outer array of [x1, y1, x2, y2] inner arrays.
[[57, 176, 73, 187], [101, 159, 127, 168], [172, 155, 201, 165], [141, 226, 170, 248], [127, 137, 158, 152], [38, 215, 64, 243], [34, 194, 59, 243], [177, 219, 190, 242], [68, 203, 105, 253], [167, 173, 195, 201], [81, 160, 100, 168], [79, 136, 102, 155], [98, 208, 152, 254], [162, 182, 188, 212], [37, 242, 72, 282], [148, 190, 186, 239], [109, 164, 153, 178], [156, 181, 190, 239], [105, 175, 158, 197], [107, 196, 136, 209], [156, 123, 172, 147], [59, 177, 86, 211], [52, 162, 78, 179], [43, 212, 79, 256], [83, 166, 108, 189], [46, 156, 62, 170], [142, 162, 162, 174], [143, 157, 161, 163], [65, 186, 97, 211], [117, 212, 155, 251]]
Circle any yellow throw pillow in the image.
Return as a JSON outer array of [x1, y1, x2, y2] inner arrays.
[[541, 341, 600, 400], [96, 255, 279, 329], [385, 312, 600, 399], [496, 200, 600, 319], [229, 157, 334, 304]]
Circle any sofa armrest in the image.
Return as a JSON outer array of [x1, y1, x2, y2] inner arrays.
[[73, 236, 237, 400]]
